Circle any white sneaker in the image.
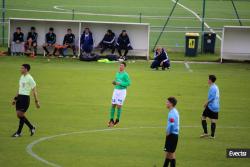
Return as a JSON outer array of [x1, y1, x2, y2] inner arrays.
[[30, 127, 36, 136], [200, 133, 209, 138], [209, 136, 215, 139], [11, 133, 21, 138]]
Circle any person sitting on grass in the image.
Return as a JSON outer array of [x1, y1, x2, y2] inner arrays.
[[151, 47, 170, 70], [25, 27, 38, 57], [116, 30, 133, 61], [42, 27, 56, 56], [54, 28, 76, 58], [11, 27, 25, 56], [80, 28, 94, 56], [99, 29, 116, 54]]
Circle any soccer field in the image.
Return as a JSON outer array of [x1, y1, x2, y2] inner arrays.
[[3, 0, 250, 52], [0, 56, 250, 166]]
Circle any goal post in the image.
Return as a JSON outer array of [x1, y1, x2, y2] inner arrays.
[[9, 18, 150, 59], [221, 26, 250, 62]]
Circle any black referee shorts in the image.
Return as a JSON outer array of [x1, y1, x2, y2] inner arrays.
[[164, 134, 178, 153], [202, 106, 218, 119], [16, 95, 30, 112]]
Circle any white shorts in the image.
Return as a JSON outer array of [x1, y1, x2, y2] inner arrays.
[[111, 89, 127, 106]]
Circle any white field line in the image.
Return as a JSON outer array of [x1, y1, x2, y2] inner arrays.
[[184, 62, 193, 72], [26, 125, 250, 167], [7, 7, 250, 22], [172, 60, 219, 64], [171, 0, 222, 41], [26, 128, 129, 167]]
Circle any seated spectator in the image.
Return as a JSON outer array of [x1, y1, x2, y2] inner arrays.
[[42, 27, 56, 56], [25, 27, 38, 56], [11, 27, 24, 56], [80, 28, 93, 56], [151, 47, 170, 70], [55, 28, 76, 58], [116, 30, 133, 60], [99, 29, 116, 54]]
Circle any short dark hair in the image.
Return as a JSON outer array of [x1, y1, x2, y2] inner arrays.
[[49, 27, 54, 31], [209, 75, 216, 83], [167, 97, 177, 107], [121, 62, 126, 67], [67, 28, 72, 31], [22, 64, 31, 71], [16, 27, 21, 30], [107, 29, 112, 34], [31, 27, 35, 30]]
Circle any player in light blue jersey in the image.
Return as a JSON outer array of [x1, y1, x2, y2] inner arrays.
[[201, 75, 220, 139], [163, 97, 179, 167]]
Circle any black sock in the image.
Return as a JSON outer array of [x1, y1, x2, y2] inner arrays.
[[202, 120, 208, 134], [43, 47, 49, 54], [23, 117, 33, 129], [17, 117, 25, 134], [163, 158, 170, 167], [124, 50, 128, 57], [170, 159, 176, 167], [211, 123, 216, 137]]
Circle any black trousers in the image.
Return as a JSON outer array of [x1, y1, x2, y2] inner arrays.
[[151, 60, 170, 69], [117, 46, 130, 57], [100, 43, 115, 54]]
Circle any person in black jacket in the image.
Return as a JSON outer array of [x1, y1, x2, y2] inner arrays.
[[25, 27, 38, 56], [151, 47, 170, 70], [42, 27, 56, 56], [11, 27, 25, 56], [116, 30, 133, 60], [99, 29, 116, 54], [55, 28, 76, 58]]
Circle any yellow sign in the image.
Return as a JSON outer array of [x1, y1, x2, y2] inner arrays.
[[188, 39, 195, 49]]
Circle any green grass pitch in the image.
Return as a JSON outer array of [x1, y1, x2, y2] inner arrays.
[[0, 56, 250, 166], [1, 0, 250, 166]]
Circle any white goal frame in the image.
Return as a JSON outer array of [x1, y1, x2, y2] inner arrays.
[[221, 26, 250, 62]]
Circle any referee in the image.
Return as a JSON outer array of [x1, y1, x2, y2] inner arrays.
[[11, 64, 40, 137], [163, 97, 179, 167]]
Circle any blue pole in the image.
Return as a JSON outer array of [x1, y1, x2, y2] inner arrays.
[[2, 0, 5, 45], [201, 0, 206, 54]]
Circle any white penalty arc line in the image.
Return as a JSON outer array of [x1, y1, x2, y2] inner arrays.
[[171, 0, 222, 41], [184, 62, 193, 72], [53, 5, 166, 19], [26, 125, 250, 167], [26, 128, 130, 167], [8, 7, 250, 22]]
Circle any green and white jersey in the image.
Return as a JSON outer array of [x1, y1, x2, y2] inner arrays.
[[19, 73, 36, 96], [114, 71, 131, 90]]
